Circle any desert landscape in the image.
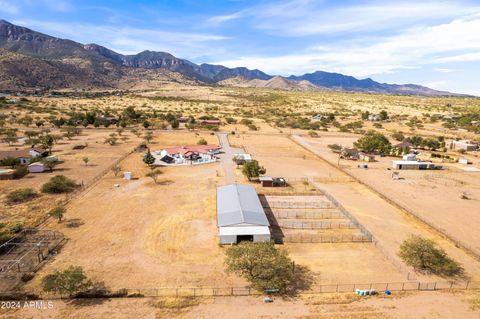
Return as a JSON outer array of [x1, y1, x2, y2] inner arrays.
[[1, 6, 480, 318]]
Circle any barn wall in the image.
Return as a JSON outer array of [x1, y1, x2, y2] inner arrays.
[[219, 235, 237, 245]]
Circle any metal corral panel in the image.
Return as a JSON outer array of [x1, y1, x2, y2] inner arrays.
[[217, 184, 270, 227]]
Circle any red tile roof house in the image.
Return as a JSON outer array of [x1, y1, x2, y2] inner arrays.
[[153, 145, 221, 166], [200, 119, 221, 125], [0, 147, 48, 165]]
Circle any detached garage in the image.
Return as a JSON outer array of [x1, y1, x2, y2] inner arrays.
[[217, 184, 271, 245]]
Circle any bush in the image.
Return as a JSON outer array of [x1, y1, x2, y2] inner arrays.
[[6, 188, 38, 204], [399, 235, 462, 276], [197, 138, 207, 145], [41, 175, 79, 194], [13, 166, 28, 179], [225, 242, 295, 293], [42, 266, 93, 297]]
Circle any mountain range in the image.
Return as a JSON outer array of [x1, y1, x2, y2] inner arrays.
[[0, 19, 463, 96]]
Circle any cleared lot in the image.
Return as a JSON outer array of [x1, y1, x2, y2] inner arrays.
[[303, 135, 480, 257]]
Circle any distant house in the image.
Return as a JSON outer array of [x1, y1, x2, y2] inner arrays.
[[341, 148, 360, 160], [311, 114, 324, 121], [0, 147, 47, 165], [201, 119, 221, 125], [445, 140, 478, 152], [392, 160, 435, 170], [402, 153, 417, 161], [358, 152, 375, 162], [217, 184, 271, 244], [368, 115, 381, 121], [233, 153, 253, 165], [259, 176, 287, 187], [153, 144, 221, 166], [28, 162, 46, 173], [393, 141, 414, 152], [179, 116, 190, 123]]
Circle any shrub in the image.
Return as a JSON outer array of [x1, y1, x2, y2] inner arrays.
[[6, 188, 38, 204], [41, 175, 79, 194], [399, 235, 462, 276], [49, 206, 66, 222], [354, 131, 391, 153], [197, 138, 207, 145], [42, 266, 93, 297], [13, 166, 28, 179]]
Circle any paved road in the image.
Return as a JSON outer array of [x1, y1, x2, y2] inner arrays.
[[216, 133, 245, 185]]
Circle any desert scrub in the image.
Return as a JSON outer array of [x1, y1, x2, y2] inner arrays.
[[6, 188, 38, 204], [41, 175, 79, 194]]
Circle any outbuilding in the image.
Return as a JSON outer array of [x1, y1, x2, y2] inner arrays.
[[392, 160, 435, 170], [28, 162, 46, 173], [216, 184, 271, 244]]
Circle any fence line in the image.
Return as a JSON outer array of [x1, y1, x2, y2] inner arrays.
[[283, 233, 370, 243], [278, 220, 356, 230], [8, 281, 480, 300], [272, 210, 345, 220], [292, 135, 480, 260]]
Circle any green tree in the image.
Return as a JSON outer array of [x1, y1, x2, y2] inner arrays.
[[242, 160, 266, 181], [0, 156, 20, 168], [143, 150, 155, 166], [49, 206, 66, 223], [225, 242, 295, 293], [354, 131, 391, 153], [399, 235, 462, 276], [38, 134, 56, 154], [42, 159, 59, 172], [145, 169, 162, 184], [82, 157, 89, 166], [42, 266, 93, 297]]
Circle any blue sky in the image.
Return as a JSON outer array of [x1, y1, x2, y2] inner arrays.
[[1, 0, 480, 95]]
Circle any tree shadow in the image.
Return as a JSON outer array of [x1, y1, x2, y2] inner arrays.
[[65, 218, 84, 228], [68, 281, 111, 307], [285, 264, 316, 297]]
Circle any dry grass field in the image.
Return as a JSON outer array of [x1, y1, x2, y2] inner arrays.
[[24, 132, 245, 291], [0, 129, 142, 228], [1, 86, 480, 317], [1, 290, 479, 319], [302, 135, 480, 256]]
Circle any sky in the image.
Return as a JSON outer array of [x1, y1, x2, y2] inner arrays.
[[1, 0, 480, 95]]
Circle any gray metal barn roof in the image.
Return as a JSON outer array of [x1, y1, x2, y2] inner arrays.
[[217, 184, 270, 227]]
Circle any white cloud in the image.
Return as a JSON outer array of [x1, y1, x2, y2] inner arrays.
[[433, 68, 461, 73], [12, 20, 229, 58], [208, 0, 479, 36], [0, 0, 18, 14], [214, 14, 480, 77]]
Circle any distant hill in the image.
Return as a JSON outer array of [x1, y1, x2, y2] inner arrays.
[[0, 19, 467, 96]]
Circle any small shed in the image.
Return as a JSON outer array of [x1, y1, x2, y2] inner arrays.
[[359, 152, 375, 162], [28, 162, 45, 173], [0, 169, 14, 180], [259, 176, 273, 187], [124, 172, 132, 180], [216, 184, 271, 244], [402, 153, 416, 161]]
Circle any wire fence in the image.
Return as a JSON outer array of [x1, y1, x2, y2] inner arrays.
[[10, 280, 480, 300], [278, 220, 356, 230], [0, 229, 65, 275], [272, 210, 345, 220], [262, 201, 336, 209], [283, 233, 371, 243]]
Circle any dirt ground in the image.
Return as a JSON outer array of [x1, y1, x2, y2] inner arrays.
[[1, 290, 479, 319], [24, 132, 245, 291], [302, 135, 480, 256], [0, 129, 142, 227]]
